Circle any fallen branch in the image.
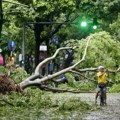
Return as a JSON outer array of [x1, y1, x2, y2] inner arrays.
[[35, 47, 73, 74], [51, 78, 66, 83], [69, 70, 96, 82], [73, 37, 91, 68], [20, 37, 91, 89], [73, 68, 97, 72], [40, 85, 94, 93], [74, 68, 119, 73]]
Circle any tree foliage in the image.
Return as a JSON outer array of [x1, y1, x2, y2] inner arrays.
[[0, 89, 92, 119], [110, 13, 120, 41], [2, 0, 78, 65], [75, 31, 120, 68], [1, 0, 120, 61], [72, 31, 120, 83]]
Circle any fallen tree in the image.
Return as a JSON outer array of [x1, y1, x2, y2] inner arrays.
[[19, 36, 91, 89], [0, 36, 119, 94]]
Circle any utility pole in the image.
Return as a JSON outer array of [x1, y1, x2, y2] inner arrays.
[[22, 22, 25, 69]]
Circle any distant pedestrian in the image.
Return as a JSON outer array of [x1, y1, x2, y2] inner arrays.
[[0, 49, 4, 65], [49, 61, 54, 74]]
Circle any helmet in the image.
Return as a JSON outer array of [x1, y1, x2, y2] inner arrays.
[[98, 66, 104, 70]]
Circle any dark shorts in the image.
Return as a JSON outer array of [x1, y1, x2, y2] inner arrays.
[[97, 83, 107, 92]]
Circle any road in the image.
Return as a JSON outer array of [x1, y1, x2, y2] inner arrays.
[[82, 93, 120, 120], [52, 93, 120, 120]]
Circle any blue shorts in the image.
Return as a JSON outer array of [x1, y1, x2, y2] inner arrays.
[[97, 83, 107, 92]]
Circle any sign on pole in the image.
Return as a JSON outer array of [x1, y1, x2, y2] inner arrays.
[[8, 40, 16, 51]]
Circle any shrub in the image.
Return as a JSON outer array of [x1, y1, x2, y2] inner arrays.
[[109, 84, 120, 93], [10, 67, 29, 83]]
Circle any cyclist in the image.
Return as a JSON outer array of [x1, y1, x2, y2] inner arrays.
[[95, 66, 108, 105]]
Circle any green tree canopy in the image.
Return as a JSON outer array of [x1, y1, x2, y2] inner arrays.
[[74, 31, 120, 69], [1, 0, 120, 66]]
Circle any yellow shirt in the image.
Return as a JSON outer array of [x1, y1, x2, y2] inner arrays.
[[97, 72, 108, 83]]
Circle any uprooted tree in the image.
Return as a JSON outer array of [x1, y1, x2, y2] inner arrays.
[[0, 32, 120, 94], [1, 36, 92, 94]]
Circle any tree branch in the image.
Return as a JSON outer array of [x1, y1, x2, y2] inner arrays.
[[74, 68, 118, 73], [40, 85, 94, 93], [117, 67, 120, 72], [69, 70, 96, 82], [72, 37, 91, 67], [20, 37, 91, 89], [35, 47, 73, 74], [51, 78, 66, 83], [73, 68, 98, 73]]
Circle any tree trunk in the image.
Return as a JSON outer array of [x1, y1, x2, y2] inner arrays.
[[0, 0, 3, 37], [34, 18, 44, 67], [45, 37, 50, 55], [35, 35, 40, 66]]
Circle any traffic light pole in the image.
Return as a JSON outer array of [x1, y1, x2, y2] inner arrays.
[[27, 22, 76, 25]]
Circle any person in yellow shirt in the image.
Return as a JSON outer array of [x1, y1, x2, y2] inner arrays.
[[95, 66, 108, 105]]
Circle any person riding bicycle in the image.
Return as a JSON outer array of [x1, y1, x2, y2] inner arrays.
[[95, 66, 108, 105]]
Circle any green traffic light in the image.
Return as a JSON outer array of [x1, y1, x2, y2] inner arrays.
[[93, 25, 97, 29], [92, 18, 98, 29], [81, 21, 87, 27]]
